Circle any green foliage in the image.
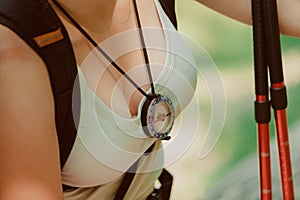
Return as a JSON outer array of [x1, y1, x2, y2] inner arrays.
[[175, 0, 300, 196]]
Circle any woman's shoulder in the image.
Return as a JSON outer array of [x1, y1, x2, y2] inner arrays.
[[0, 23, 64, 200], [0, 24, 53, 80], [0, 24, 39, 61]]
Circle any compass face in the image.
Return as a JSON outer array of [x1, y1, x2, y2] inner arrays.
[[145, 95, 175, 139]]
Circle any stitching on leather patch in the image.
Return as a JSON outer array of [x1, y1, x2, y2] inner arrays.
[[34, 28, 64, 47]]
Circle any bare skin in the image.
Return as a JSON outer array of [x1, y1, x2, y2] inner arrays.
[[52, 0, 166, 117], [0, 26, 63, 199], [0, 0, 299, 199], [196, 0, 300, 37]]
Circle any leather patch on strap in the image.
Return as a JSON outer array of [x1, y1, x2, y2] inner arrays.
[[34, 28, 64, 47]]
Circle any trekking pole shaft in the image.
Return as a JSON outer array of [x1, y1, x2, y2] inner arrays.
[[258, 123, 272, 200], [274, 109, 294, 200], [261, 0, 294, 197], [251, 0, 272, 198]]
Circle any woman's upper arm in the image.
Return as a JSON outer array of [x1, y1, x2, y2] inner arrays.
[[195, 0, 300, 37], [0, 25, 63, 199], [277, 0, 300, 37]]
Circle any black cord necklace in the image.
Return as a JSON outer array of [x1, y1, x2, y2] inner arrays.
[[51, 0, 174, 140]]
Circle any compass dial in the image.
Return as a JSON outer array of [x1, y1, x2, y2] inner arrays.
[[141, 95, 175, 139]]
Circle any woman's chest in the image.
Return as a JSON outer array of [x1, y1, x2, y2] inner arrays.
[[66, 0, 167, 117]]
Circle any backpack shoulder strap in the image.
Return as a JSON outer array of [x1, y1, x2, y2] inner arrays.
[[158, 0, 177, 29], [0, 0, 79, 168]]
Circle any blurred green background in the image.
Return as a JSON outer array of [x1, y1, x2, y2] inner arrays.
[[167, 1, 300, 199]]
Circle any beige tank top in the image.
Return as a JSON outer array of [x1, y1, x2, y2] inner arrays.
[[62, 0, 197, 199]]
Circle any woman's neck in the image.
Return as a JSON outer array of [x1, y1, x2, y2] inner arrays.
[[51, 0, 132, 34]]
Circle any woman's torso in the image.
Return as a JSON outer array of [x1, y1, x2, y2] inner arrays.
[[56, 0, 197, 199]]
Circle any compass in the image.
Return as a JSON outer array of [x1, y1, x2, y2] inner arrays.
[[141, 94, 175, 139]]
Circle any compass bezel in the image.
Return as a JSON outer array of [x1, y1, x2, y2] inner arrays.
[[141, 94, 175, 139]]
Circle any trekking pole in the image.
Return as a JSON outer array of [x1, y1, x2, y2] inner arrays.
[[251, 0, 272, 198], [252, 0, 295, 198], [261, 0, 294, 199]]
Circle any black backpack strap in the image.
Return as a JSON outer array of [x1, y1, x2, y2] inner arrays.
[[153, 169, 173, 200], [158, 0, 177, 29], [114, 160, 139, 200], [114, 143, 155, 200], [114, 143, 173, 200], [0, 0, 80, 168]]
